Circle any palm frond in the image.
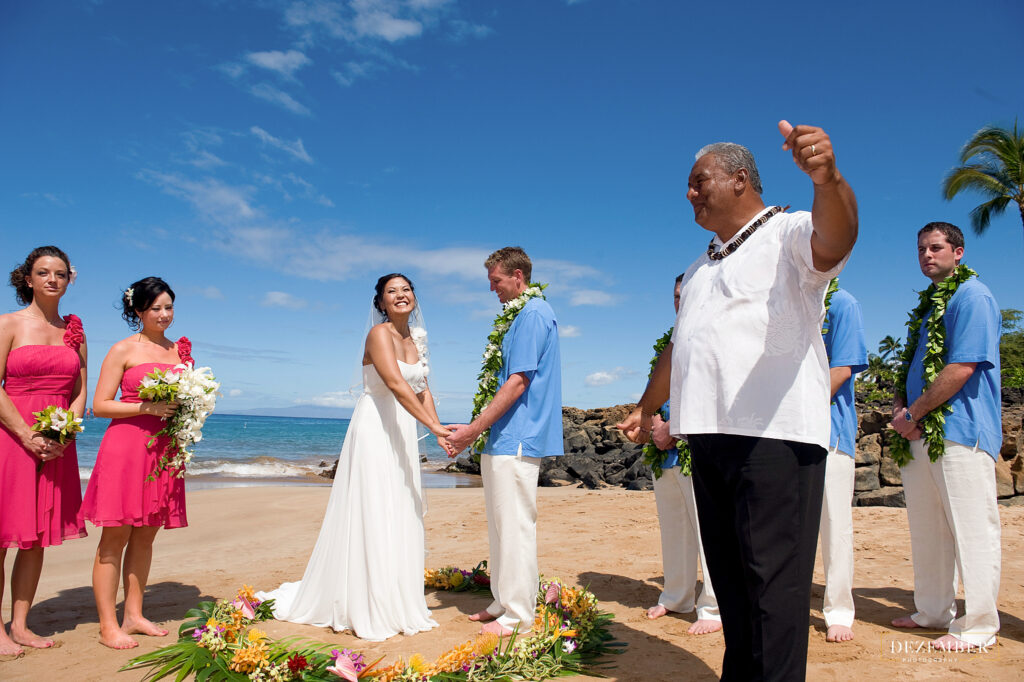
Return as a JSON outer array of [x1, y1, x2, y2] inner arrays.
[[969, 195, 1013, 235]]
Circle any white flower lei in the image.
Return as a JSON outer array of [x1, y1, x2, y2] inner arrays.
[[410, 326, 429, 376], [468, 283, 547, 455]]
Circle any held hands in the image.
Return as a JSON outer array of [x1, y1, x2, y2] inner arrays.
[[650, 414, 675, 450], [142, 400, 179, 419], [616, 407, 652, 445], [445, 423, 476, 458], [430, 422, 455, 457], [778, 120, 840, 186]]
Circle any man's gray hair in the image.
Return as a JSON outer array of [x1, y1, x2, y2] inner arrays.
[[695, 142, 763, 194]]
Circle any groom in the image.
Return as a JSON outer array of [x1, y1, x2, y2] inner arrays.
[[447, 246, 563, 636]]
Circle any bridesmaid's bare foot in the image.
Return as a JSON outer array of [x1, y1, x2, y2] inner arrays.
[[688, 619, 722, 635], [123, 616, 169, 637], [10, 625, 54, 649], [891, 615, 923, 629], [646, 604, 669, 620], [468, 609, 496, 623], [826, 624, 854, 642], [0, 630, 25, 657], [99, 626, 139, 650], [480, 620, 514, 636]]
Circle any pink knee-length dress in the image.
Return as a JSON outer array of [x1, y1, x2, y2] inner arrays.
[[80, 338, 193, 529], [0, 315, 87, 549]]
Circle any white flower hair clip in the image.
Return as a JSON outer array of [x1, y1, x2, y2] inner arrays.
[[69, 266, 77, 285], [124, 287, 134, 307]]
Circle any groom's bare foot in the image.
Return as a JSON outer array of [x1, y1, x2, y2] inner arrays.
[[891, 615, 923, 629], [123, 616, 169, 637], [646, 604, 669, 620], [826, 624, 854, 642], [480, 620, 514, 636], [0, 629, 25, 657], [469, 609, 496, 623], [688, 619, 722, 635]]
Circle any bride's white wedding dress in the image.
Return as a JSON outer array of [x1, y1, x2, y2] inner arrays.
[[258, 360, 438, 641]]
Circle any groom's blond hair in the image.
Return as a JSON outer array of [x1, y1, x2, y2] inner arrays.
[[485, 246, 532, 282]]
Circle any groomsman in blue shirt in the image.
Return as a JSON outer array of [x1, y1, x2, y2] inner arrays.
[[890, 222, 1002, 650], [447, 246, 563, 636], [819, 282, 867, 642]]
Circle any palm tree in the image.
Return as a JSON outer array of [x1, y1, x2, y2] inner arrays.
[[877, 335, 903, 366], [942, 120, 1024, 236]]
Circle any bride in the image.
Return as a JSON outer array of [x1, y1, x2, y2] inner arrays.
[[260, 273, 450, 641]]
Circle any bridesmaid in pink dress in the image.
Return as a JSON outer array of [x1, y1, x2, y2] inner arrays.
[[0, 246, 88, 656], [80, 277, 190, 650]]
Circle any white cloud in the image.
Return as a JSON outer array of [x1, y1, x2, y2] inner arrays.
[[262, 291, 308, 309], [138, 170, 258, 224], [249, 83, 311, 116], [584, 367, 635, 387], [229, 388, 243, 397], [570, 289, 619, 306], [332, 60, 378, 87], [448, 19, 492, 41], [559, 325, 581, 338], [197, 286, 224, 299], [303, 390, 358, 408], [218, 62, 246, 79], [283, 173, 334, 206], [353, 9, 422, 42], [188, 150, 227, 169], [245, 49, 311, 78], [250, 126, 313, 163]]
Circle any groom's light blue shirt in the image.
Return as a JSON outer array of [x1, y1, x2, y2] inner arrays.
[[487, 297, 563, 458]]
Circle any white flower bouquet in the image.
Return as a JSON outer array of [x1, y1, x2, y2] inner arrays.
[[31, 405, 84, 445], [138, 363, 220, 478]]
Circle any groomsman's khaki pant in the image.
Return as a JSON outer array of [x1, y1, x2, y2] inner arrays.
[[902, 439, 1001, 646], [652, 466, 720, 620], [820, 448, 855, 628], [481, 450, 540, 631]]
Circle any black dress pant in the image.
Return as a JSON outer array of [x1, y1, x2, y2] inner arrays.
[[689, 433, 826, 682]]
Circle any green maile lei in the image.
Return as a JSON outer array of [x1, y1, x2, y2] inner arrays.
[[641, 327, 692, 479], [469, 283, 548, 456], [890, 264, 978, 466]]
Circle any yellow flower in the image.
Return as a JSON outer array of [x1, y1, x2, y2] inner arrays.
[[238, 584, 257, 602], [408, 653, 430, 674], [228, 640, 269, 673], [247, 628, 267, 642], [473, 632, 499, 656], [206, 617, 221, 629], [449, 572, 465, 587]]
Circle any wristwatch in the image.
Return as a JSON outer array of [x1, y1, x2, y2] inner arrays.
[[904, 409, 916, 424]]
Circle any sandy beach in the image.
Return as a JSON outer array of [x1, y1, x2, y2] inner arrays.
[[3, 485, 1023, 681]]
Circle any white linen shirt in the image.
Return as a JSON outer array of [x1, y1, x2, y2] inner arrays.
[[669, 208, 847, 449]]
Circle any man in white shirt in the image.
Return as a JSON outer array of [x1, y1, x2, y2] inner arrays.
[[620, 121, 858, 681]]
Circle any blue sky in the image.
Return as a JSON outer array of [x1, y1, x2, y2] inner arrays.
[[2, 0, 1022, 420]]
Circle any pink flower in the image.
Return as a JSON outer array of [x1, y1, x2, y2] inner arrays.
[[231, 597, 256, 619], [545, 583, 560, 605], [177, 336, 194, 365], [62, 314, 84, 351], [326, 655, 359, 681]]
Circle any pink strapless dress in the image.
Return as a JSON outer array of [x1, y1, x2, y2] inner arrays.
[[80, 339, 192, 529], [0, 315, 87, 549]]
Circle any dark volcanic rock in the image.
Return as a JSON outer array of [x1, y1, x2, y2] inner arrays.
[[856, 486, 905, 507]]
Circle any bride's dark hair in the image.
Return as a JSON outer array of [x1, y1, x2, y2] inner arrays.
[[373, 273, 415, 319]]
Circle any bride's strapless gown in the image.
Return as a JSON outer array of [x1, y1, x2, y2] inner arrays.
[[259, 360, 438, 641]]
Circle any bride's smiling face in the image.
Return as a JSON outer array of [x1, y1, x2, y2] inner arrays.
[[381, 277, 415, 318]]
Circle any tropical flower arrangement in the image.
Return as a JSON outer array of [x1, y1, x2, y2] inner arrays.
[[138, 362, 220, 478], [469, 283, 547, 456], [126, 568, 621, 682], [31, 405, 84, 445], [641, 327, 691, 478], [410, 326, 429, 375]]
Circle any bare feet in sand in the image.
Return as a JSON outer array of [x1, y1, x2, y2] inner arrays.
[[891, 615, 922, 629], [123, 616, 169, 638], [480, 620, 514, 636], [468, 609, 496, 623], [826, 624, 854, 642], [646, 604, 669, 620], [11, 626, 54, 649], [0, 630, 25, 657], [99, 626, 139, 650], [687, 619, 722, 635]]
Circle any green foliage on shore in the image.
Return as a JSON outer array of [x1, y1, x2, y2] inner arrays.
[[1002, 309, 1024, 389]]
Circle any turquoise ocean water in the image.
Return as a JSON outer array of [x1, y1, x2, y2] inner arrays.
[[74, 413, 466, 487]]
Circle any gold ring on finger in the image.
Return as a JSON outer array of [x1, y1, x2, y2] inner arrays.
[[811, 144, 816, 156]]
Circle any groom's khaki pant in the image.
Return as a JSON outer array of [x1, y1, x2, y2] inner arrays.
[[819, 447, 855, 628], [901, 439, 1000, 646], [481, 450, 540, 631]]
